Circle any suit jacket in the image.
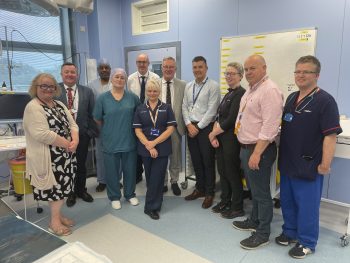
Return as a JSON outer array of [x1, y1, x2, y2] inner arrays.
[[56, 83, 97, 138], [127, 70, 159, 98], [158, 78, 186, 136]]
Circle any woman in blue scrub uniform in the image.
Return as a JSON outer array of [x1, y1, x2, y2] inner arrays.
[[93, 68, 140, 210], [133, 79, 176, 220]]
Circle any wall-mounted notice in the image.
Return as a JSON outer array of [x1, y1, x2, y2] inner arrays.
[[220, 28, 317, 99]]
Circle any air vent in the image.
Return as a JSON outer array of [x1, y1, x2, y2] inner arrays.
[[132, 0, 169, 35]]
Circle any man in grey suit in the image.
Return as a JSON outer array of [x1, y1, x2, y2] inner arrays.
[[57, 62, 97, 207], [158, 57, 186, 195]]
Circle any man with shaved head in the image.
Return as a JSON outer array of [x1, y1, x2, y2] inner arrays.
[[232, 55, 283, 250], [128, 53, 160, 183], [88, 58, 112, 192]]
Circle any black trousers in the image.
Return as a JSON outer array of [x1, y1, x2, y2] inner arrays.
[[136, 155, 144, 180], [187, 123, 215, 196], [142, 156, 168, 212], [216, 131, 243, 211], [74, 132, 91, 195]]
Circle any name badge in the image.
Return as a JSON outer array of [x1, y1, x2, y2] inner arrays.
[[150, 128, 160, 137], [283, 113, 293, 122]]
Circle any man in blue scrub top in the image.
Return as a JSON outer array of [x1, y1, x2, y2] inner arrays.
[[276, 56, 342, 259]]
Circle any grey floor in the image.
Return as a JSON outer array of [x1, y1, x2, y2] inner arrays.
[[1, 174, 350, 263]]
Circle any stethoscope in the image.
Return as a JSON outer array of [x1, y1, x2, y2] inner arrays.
[[286, 87, 318, 114]]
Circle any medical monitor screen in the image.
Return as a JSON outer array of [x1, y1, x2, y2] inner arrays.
[[0, 93, 31, 121]]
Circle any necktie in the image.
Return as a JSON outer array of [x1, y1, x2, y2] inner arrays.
[[140, 76, 146, 103], [67, 87, 73, 110], [166, 81, 171, 105]]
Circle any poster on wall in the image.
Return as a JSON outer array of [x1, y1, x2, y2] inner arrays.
[[220, 28, 317, 100]]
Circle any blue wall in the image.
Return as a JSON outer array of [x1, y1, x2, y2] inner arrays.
[[75, 0, 124, 84], [76, 0, 350, 116]]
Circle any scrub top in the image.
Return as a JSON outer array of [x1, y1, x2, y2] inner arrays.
[[133, 100, 176, 157], [279, 88, 342, 180], [93, 90, 140, 153]]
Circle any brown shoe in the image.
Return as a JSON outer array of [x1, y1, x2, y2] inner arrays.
[[184, 189, 205, 201], [202, 196, 214, 209]]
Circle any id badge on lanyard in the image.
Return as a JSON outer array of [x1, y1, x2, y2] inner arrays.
[[149, 106, 160, 137]]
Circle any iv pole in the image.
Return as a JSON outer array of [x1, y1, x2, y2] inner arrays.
[[4, 26, 13, 91]]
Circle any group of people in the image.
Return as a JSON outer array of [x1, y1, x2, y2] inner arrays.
[[22, 53, 341, 259]]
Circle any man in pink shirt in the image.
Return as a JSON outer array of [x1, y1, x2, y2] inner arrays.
[[232, 55, 283, 250]]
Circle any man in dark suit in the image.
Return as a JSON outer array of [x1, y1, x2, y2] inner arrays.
[[57, 62, 96, 207], [158, 57, 186, 195]]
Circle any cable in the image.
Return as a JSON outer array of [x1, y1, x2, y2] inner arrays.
[[6, 27, 89, 85], [9, 29, 82, 63]]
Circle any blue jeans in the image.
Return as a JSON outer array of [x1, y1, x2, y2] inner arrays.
[[240, 143, 277, 238]]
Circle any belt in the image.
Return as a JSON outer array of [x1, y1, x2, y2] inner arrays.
[[240, 142, 275, 149], [240, 143, 256, 149]]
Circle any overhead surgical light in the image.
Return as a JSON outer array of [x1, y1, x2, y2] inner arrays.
[[0, 0, 59, 17]]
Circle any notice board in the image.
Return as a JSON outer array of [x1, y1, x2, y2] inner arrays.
[[220, 28, 317, 99]]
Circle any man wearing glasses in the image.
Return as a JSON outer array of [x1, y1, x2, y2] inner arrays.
[[276, 55, 342, 259], [232, 55, 283, 250], [157, 56, 186, 195], [57, 62, 97, 207], [128, 54, 159, 183]]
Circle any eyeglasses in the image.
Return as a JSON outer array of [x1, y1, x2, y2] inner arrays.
[[294, 71, 317, 75], [224, 72, 240, 77], [136, 61, 148, 65], [37, 84, 56, 91], [162, 65, 175, 70]]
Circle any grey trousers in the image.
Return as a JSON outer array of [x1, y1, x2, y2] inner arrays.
[[95, 137, 106, 184], [164, 130, 182, 185], [240, 143, 277, 238]]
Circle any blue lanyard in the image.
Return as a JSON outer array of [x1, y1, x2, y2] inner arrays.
[[192, 77, 208, 106]]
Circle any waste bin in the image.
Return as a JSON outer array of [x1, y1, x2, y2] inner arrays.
[[8, 157, 32, 195]]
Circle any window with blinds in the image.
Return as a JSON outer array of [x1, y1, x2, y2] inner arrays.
[[132, 0, 169, 35], [0, 9, 66, 92]]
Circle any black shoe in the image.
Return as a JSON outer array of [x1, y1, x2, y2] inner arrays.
[[288, 243, 312, 259], [275, 233, 297, 246], [171, 183, 181, 196], [136, 176, 142, 184], [240, 232, 269, 250], [144, 210, 159, 220], [66, 194, 76, 207], [212, 201, 231, 213], [96, 183, 106, 192], [232, 218, 257, 231], [221, 209, 245, 219], [163, 185, 168, 193], [77, 192, 94, 203]]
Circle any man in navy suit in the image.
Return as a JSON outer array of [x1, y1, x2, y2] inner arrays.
[[57, 62, 97, 207]]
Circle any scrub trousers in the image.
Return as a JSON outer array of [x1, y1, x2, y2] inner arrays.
[[103, 151, 137, 201], [280, 173, 323, 250]]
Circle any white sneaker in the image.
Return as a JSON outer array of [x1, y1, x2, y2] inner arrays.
[[128, 197, 139, 206], [111, 200, 121, 210]]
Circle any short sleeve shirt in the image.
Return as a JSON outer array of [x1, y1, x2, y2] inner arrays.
[[279, 88, 342, 180], [133, 100, 177, 157], [93, 90, 140, 153]]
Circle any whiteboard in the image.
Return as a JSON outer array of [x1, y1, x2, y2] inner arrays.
[[220, 28, 317, 99]]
